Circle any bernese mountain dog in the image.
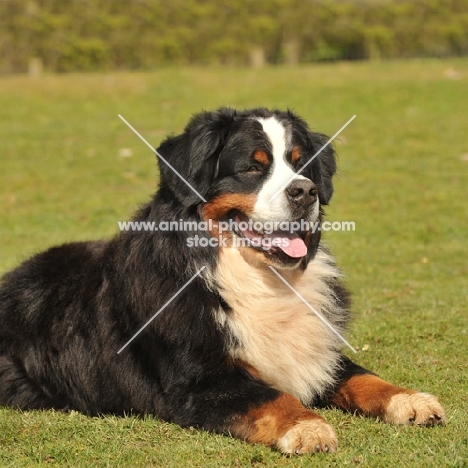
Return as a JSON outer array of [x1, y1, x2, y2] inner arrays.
[[0, 108, 444, 454]]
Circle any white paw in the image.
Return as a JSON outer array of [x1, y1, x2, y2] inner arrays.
[[277, 419, 338, 454], [385, 392, 445, 426]]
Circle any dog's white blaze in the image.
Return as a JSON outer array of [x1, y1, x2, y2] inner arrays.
[[252, 117, 311, 222], [214, 247, 344, 403]]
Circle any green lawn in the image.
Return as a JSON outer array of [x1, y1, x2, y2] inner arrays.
[[0, 60, 467, 467]]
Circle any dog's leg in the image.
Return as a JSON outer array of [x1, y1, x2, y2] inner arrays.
[[325, 356, 445, 426], [170, 365, 337, 454], [0, 356, 60, 410], [230, 392, 338, 454]]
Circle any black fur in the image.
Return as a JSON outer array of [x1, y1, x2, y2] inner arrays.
[[0, 108, 369, 437]]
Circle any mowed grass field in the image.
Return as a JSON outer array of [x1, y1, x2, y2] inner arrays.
[[0, 60, 467, 467]]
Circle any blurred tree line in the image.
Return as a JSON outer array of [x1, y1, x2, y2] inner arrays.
[[0, 0, 467, 73]]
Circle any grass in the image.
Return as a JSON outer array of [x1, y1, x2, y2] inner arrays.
[[0, 59, 467, 467]]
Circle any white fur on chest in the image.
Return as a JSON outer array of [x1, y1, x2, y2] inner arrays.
[[214, 248, 345, 404]]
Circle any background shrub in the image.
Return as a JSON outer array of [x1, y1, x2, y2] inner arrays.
[[0, 0, 467, 73]]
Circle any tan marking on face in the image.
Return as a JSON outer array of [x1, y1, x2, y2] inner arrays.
[[202, 193, 256, 221], [202, 193, 257, 243], [253, 150, 269, 165], [291, 146, 301, 164]]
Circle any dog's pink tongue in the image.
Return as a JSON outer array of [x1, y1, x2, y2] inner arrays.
[[266, 231, 308, 258]]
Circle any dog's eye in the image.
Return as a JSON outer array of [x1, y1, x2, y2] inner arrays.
[[246, 165, 261, 174]]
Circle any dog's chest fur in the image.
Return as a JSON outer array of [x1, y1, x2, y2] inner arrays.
[[213, 248, 344, 403]]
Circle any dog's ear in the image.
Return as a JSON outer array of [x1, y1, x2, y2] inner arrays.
[[307, 132, 336, 205], [156, 108, 236, 206]]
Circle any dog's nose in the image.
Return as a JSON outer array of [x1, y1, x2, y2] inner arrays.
[[286, 179, 318, 207]]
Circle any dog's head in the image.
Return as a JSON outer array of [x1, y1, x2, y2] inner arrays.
[[156, 108, 336, 269]]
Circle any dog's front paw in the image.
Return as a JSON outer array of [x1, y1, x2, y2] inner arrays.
[[384, 392, 445, 426], [277, 419, 338, 454]]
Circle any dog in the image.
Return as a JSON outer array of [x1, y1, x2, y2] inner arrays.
[[0, 108, 444, 454]]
